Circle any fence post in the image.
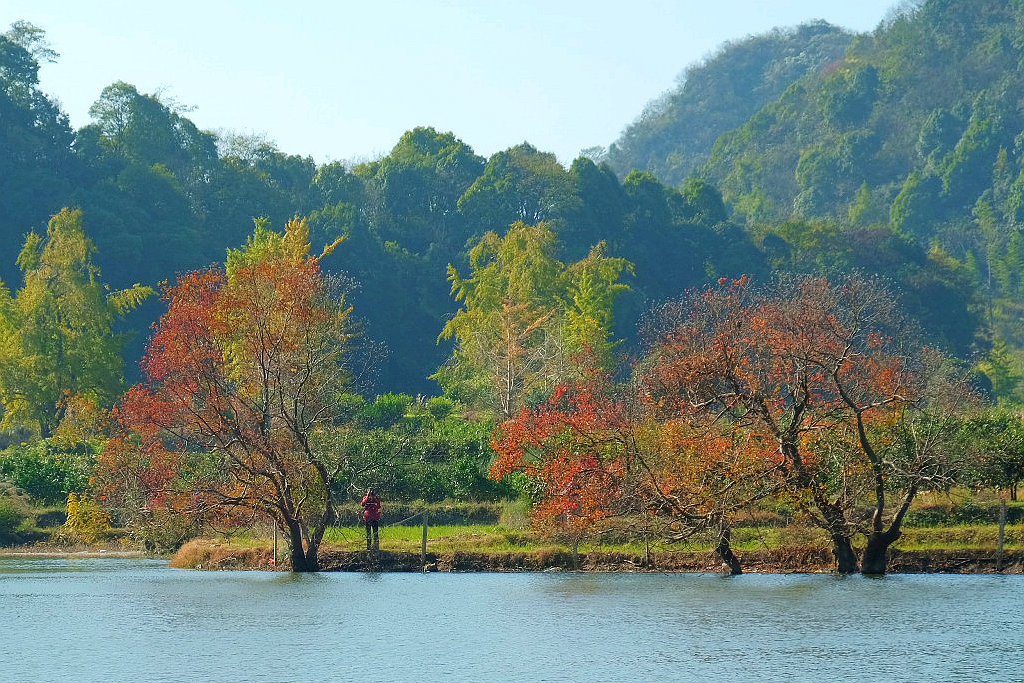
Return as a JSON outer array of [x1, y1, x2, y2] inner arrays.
[[421, 511, 429, 570], [997, 498, 1007, 572]]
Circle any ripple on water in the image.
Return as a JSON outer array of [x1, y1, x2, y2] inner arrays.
[[1, 560, 1022, 682]]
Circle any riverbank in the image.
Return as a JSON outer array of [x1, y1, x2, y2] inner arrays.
[[0, 546, 146, 559], [166, 539, 1024, 573]]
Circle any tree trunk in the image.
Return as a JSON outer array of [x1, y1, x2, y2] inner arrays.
[[287, 524, 320, 572], [715, 527, 743, 575], [830, 533, 859, 574], [861, 529, 899, 576]]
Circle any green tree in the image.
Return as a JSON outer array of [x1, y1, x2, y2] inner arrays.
[[0, 25, 75, 284], [0, 209, 152, 436], [358, 127, 483, 254], [457, 143, 579, 233], [435, 222, 630, 418], [964, 409, 1024, 500]]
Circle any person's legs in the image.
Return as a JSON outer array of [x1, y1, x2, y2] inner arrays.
[[372, 521, 380, 550], [365, 521, 372, 550]]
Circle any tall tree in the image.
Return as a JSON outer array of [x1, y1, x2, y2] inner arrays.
[[101, 218, 354, 571], [457, 144, 579, 233], [435, 221, 630, 418], [639, 275, 976, 574], [0, 24, 75, 284], [0, 208, 152, 436], [492, 371, 777, 575]]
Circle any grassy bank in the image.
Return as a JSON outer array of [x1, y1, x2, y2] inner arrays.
[[168, 519, 1024, 572]]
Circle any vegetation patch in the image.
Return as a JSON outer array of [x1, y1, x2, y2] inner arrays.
[[170, 539, 276, 570]]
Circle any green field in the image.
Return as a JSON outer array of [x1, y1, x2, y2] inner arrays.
[[317, 521, 1024, 555]]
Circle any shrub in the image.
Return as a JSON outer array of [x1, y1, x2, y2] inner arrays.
[[362, 393, 413, 429], [425, 397, 455, 420], [55, 493, 115, 545], [0, 496, 27, 538], [499, 498, 532, 530], [903, 502, 1024, 527], [170, 539, 274, 569], [130, 510, 199, 552], [333, 500, 502, 526], [0, 440, 91, 504]]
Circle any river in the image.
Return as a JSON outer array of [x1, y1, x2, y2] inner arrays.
[[1, 557, 1021, 682]]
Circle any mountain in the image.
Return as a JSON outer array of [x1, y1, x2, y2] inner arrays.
[[605, 21, 855, 187], [607, 0, 1024, 385]]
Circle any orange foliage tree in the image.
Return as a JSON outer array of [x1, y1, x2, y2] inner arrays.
[[494, 275, 975, 575], [639, 274, 975, 574], [491, 374, 775, 573], [98, 219, 354, 571], [491, 381, 627, 546]]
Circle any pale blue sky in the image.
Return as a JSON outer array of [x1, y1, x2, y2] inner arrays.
[[5, 0, 902, 164]]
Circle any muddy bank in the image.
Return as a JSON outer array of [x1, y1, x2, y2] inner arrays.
[[331, 548, 1023, 574], [0, 543, 146, 559], [171, 540, 1024, 573], [324, 548, 1024, 574], [321, 546, 847, 573]]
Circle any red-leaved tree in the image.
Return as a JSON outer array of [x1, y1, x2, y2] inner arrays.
[[640, 274, 975, 574], [98, 219, 354, 571], [491, 373, 776, 573]]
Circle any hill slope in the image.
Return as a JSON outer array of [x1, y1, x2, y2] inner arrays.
[[605, 21, 854, 186]]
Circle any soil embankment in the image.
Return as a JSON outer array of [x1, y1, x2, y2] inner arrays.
[[169, 540, 1024, 573]]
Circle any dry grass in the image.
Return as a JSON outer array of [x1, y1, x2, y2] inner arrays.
[[170, 539, 277, 570]]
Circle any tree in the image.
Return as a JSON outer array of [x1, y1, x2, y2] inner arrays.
[[639, 275, 976, 574], [100, 218, 355, 571], [0, 25, 75, 284], [0, 209, 152, 436], [964, 409, 1024, 500], [490, 375, 773, 573], [435, 221, 630, 418], [457, 143, 579, 232], [490, 380, 627, 552], [358, 126, 483, 255]]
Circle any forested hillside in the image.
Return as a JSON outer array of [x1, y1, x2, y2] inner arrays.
[[7, 8, 1024, 573], [608, 0, 1024, 396], [605, 20, 855, 186], [0, 23, 763, 394], [0, 8, 1003, 401]]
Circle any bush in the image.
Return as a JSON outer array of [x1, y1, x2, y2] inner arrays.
[[361, 393, 413, 429], [499, 498, 532, 530], [170, 539, 274, 569], [130, 510, 199, 552], [334, 500, 502, 526], [0, 496, 27, 538], [54, 493, 115, 545], [903, 502, 1024, 527], [0, 440, 92, 504], [425, 397, 455, 420]]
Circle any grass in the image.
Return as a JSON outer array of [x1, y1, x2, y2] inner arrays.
[[167, 520, 1024, 570], [323, 524, 536, 553], [313, 521, 1024, 555], [893, 524, 1024, 551]]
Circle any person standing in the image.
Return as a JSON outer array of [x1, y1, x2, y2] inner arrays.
[[361, 487, 382, 551]]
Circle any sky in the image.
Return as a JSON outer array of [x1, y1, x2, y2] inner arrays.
[[5, 0, 903, 165]]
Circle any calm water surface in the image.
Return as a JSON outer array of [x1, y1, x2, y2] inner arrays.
[[1, 557, 1022, 682]]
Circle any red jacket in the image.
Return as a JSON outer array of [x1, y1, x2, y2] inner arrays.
[[361, 494, 382, 522]]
